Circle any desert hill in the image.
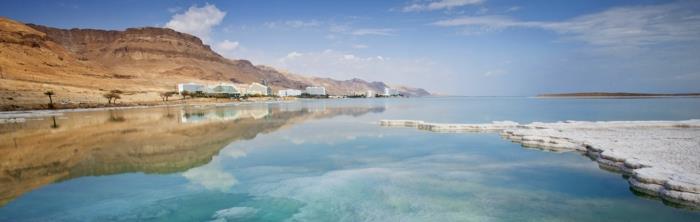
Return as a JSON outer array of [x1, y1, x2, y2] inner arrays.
[[0, 17, 429, 109]]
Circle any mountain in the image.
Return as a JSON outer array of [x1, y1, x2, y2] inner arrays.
[[538, 92, 700, 97], [0, 17, 429, 109]]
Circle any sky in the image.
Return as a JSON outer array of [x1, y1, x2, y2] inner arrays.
[[1, 0, 699, 95]]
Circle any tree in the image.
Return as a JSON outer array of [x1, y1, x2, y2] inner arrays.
[[103, 90, 123, 104], [104, 90, 124, 104], [44, 90, 55, 108], [160, 91, 177, 101], [181, 91, 190, 100], [0, 66, 4, 79]]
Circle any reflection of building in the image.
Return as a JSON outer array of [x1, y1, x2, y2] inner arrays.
[[278, 89, 302, 97], [180, 107, 270, 123], [243, 109, 270, 119], [279, 102, 303, 112], [384, 87, 400, 96], [305, 86, 327, 96], [177, 83, 205, 93], [247, 83, 269, 96], [0, 102, 386, 207]]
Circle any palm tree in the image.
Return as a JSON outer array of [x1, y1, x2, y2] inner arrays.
[[44, 91, 55, 108]]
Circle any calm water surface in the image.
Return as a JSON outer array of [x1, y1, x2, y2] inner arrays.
[[1, 97, 700, 221]]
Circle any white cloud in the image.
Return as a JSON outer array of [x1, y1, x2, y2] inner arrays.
[[286, 20, 321, 28], [328, 24, 397, 37], [272, 50, 449, 91], [403, 0, 484, 12], [674, 72, 700, 80], [352, 44, 369, 49], [164, 3, 226, 43], [167, 6, 182, 13], [217, 40, 240, 51], [285, 51, 303, 60], [433, 2, 700, 49], [506, 6, 521, 12], [351, 28, 396, 36], [265, 20, 321, 29], [483, 69, 508, 77]]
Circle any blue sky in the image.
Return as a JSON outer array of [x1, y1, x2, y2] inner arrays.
[[2, 0, 699, 95]]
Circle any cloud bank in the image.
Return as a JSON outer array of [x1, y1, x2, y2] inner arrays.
[[433, 2, 700, 49], [165, 3, 226, 43]]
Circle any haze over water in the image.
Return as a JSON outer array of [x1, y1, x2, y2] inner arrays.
[[2, 97, 700, 221]]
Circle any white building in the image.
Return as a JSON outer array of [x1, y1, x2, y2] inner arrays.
[[207, 83, 241, 96], [305, 86, 327, 96], [384, 87, 400, 96], [366, 90, 375, 98], [278, 89, 302, 97], [177, 83, 205, 94], [247, 83, 269, 96]]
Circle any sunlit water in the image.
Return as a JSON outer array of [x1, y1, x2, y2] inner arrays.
[[1, 97, 700, 221]]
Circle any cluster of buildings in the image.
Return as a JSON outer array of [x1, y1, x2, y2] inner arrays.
[[277, 86, 327, 97], [177, 82, 271, 97], [177, 82, 329, 97], [352, 87, 401, 98], [384, 87, 400, 96]]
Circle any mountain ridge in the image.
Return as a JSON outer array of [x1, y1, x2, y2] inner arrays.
[[0, 17, 429, 109]]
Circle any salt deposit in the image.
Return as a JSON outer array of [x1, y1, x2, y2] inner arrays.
[[380, 119, 700, 208]]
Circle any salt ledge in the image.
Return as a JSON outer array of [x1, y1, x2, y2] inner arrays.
[[380, 119, 700, 208]]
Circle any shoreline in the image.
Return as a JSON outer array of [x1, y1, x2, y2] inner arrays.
[[537, 95, 700, 99], [0, 98, 299, 119], [380, 119, 700, 209]]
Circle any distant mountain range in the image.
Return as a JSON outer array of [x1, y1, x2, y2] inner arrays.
[[0, 17, 429, 107], [538, 92, 700, 97]]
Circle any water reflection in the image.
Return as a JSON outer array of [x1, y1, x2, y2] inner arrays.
[[0, 102, 385, 206]]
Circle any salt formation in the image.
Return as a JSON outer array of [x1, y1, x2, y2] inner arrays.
[[380, 119, 700, 208]]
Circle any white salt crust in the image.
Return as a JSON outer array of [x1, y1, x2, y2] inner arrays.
[[380, 119, 700, 207]]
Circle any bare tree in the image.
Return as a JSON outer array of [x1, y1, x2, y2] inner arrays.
[[44, 90, 55, 108]]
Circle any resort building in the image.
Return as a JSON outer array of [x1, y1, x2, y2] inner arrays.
[[247, 82, 269, 96], [278, 89, 302, 97], [305, 86, 327, 96], [177, 83, 205, 93], [384, 87, 400, 96], [206, 83, 241, 96], [366, 90, 375, 98]]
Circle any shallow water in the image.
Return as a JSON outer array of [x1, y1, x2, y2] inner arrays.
[[1, 97, 700, 221]]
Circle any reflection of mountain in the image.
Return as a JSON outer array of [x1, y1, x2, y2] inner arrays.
[[0, 103, 384, 206]]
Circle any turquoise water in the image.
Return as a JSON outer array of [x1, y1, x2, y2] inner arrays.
[[1, 97, 700, 221]]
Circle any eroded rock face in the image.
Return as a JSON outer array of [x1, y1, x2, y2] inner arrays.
[[24, 22, 430, 96], [1, 17, 431, 109], [380, 119, 700, 209], [28, 25, 220, 61]]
